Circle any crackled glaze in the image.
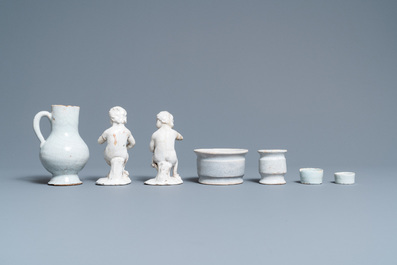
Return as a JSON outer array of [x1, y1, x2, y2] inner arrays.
[[258, 149, 287, 185], [33, 105, 89, 186], [299, 168, 323, 185], [194, 148, 248, 185]]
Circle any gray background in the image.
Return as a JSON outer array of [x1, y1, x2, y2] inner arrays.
[[0, 1, 396, 264]]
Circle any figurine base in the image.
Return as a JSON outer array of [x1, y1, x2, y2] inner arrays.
[[144, 175, 183, 186], [96, 177, 131, 186], [259, 174, 286, 185], [198, 176, 243, 185], [48, 175, 83, 186]]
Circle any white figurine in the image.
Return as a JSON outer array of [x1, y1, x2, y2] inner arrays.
[[96, 106, 136, 185], [145, 111, 183, 185]]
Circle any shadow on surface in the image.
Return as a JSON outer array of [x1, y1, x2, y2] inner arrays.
[[17, 175, 49, 185], [246, 179, 260, 184], [133, 175, 152, 182], [183, 176, 199, 183], [83, 176, 100, 182]]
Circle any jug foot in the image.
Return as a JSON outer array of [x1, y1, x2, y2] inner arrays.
[[48, 175, 83, 186]]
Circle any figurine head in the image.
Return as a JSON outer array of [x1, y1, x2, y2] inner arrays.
[[109, 106, 127, 125], [156, 111, 174, 128]]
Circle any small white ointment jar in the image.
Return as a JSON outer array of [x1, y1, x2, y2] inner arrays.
[[299, 168, 324, 185], [334, 172, 355, 185]]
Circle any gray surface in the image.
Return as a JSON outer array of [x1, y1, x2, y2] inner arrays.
[[1, 167, 396, 265], [1, 1, 397, 264]]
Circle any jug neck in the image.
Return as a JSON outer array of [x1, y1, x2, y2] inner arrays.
[[51, 105, 80, 131]]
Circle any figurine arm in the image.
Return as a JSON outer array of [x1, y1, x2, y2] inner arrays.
[[98, 133, 107, 144], [176, 132, 183, 141], [127, 134, 136, 149], [149, 138, 155, 153]]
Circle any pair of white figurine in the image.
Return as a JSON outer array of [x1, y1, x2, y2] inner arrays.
[[96, 107, 183, 186]]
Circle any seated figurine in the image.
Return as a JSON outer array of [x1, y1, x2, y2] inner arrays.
[[145, 111, 183, 185], [96, 106, 136, 185]]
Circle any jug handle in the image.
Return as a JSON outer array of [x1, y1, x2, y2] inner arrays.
[[33, 111, 52, 148]]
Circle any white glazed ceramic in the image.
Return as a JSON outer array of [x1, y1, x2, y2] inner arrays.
[[96, 106, 136, 186], [258, 149, 287, 185], [194, 148, 249, 185], [33, 105, 89, 185], [145, 111, 183, 185], [299, 168, 323, 185], [334, 172, 355, 185]]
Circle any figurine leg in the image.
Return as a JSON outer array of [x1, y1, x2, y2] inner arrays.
[[172, 161, 182, 184], [145, 161, 181, 185], [173, 161, 180, 178], [109, 157, 124, 179], [151, 158, 158, 170], [96, 157, 131, 185]]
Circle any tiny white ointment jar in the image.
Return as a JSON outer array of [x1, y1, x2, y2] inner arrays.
[[334, 172, 355, 185]]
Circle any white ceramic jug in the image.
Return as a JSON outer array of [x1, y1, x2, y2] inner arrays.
[[33, 105, 89, 185]]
